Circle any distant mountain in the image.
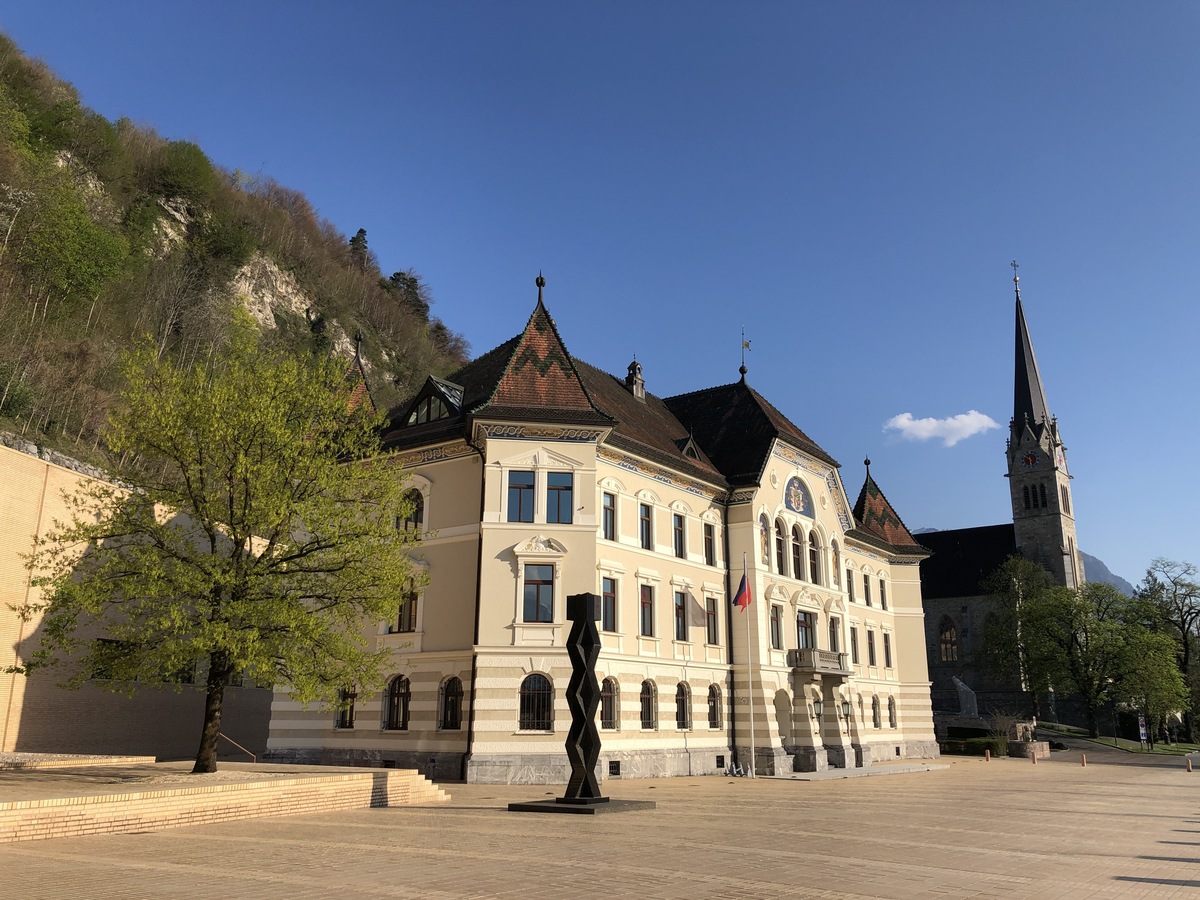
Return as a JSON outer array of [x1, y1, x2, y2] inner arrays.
[[913, 527, 937, 534], [1080, 552, 1135, 596]]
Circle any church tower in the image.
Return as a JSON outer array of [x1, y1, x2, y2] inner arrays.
[[1005, 266, 1085, 588]]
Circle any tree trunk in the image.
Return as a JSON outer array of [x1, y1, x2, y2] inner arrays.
[[1085, 702, 1099, 739], [192, 650, 232, 773]]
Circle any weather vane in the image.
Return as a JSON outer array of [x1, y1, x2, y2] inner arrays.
[[740, 327, 751, 367]]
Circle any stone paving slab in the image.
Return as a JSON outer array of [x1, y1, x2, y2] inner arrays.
[[2, 747, 1200, 897]]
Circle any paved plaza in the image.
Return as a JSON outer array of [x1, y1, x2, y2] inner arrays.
[[2, 743, 1199, 899]]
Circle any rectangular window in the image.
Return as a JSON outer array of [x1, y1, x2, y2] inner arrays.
[[546, 472, 573, 524], [397, 590, 418, 633], [863, 574, 872, 607], [867, 630, 877, 666], [828, 616, 840, 653], [602, 492, 616, 541], [703, 523, 716, 566], [880, 580, 888, 611], [674, 591, 688, 641], [601, 577, 617, 632], [640, 585, 655, 637], [523, 564, 554, 623], [769, 605, 783, 650], [705, 597, 719, 645], [507, 470, 535, 523], [639, 503, 653, 550], [850, 627, 859, 665], [673, 514, 686, 559], [884, 632, 893, 668], [796, 611, 815, 650], [847, 572, 855, 603]]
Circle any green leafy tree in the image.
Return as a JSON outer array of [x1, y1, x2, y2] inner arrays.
[[1137, 558, 1200, 740], [979, 557, 1062, 717], [16, 314, 422, 772], [1112, 627, 1188, 745]]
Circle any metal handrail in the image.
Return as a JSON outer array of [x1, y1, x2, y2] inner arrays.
[[217, 732, 256, 762]]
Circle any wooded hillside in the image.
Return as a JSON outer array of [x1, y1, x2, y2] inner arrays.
[[0, 32, 467, 464]]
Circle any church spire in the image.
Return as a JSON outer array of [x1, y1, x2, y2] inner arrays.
[[1011, 262, 1051, 436]]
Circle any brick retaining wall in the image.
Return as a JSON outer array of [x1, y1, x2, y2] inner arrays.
[[0, 769, 448, 843]]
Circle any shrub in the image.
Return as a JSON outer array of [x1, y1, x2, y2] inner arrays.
[[939, 736, 1009, 757]]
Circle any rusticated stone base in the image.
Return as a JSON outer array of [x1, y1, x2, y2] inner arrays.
[[464, 748, 730, 784], [790, 746, 830, 772]]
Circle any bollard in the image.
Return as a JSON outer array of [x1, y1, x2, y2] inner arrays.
[[1032, 752, 1037, 765], [984, 749, 990, 762], [1188, 758, 1193, 773], [1081, 753, 1086, 767]]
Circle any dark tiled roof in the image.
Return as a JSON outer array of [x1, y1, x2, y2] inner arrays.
[[573, 360, 726, 485], [916, 524, 1018, 599], [664, 380, 838, 486], [474, 300, 611, 427], [852, 473, 925, 553]]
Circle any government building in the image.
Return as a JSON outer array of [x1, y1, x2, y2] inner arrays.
[[266, 278, 939, 783]]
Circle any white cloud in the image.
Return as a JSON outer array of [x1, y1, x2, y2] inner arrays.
[[883, 410, 999, 447]]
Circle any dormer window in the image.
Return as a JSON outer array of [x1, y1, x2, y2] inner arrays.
[[407, 394, 450, 425]]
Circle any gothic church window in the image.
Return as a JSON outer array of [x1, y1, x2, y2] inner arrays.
[[938, 617, 959, 662]]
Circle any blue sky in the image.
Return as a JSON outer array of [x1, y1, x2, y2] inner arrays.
[[3, 3, 1197, 585]]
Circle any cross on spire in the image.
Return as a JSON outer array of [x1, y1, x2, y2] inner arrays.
[[1011, 259, 1021, 298]]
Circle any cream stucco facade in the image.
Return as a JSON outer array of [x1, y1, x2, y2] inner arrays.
[[266, 291, 938, 783]]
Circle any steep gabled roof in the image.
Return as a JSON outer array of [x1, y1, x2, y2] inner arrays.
[[851, 464, 926, 554], [916, 524, 1018, 599], [345, 340, 376, 415], [469, 297, 612, 427], [664, 378, 838, 486], [1014, 286, 1051, 438]]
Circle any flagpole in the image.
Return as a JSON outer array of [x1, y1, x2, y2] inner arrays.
[[744, 552, 755, 778]]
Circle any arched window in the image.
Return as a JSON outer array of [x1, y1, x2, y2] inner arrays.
[[707, 684, 722, 729], [383, 677, 409, 731], [888, 696, 898, 729], [774, 520, 787, 576], [1061, 484, 1070, 514], [938, 616, 959, 662], [519, 674, 553, 731], [397, 489, 424, 532], [872, 696, 881, 729], [675, 682, 692, 731], [1022, 485, 1031, 510], [791, 525, 805, 581], [639, 680, 657, 730], [808, 530, 822, 586], [439, 677, 463, 730], [600, 677, 619, 730], [1039, 483, 1047, 508], [335, 687, 356, 729]]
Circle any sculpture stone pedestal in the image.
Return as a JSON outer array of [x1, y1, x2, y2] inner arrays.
[[510, 592, 655, 816]]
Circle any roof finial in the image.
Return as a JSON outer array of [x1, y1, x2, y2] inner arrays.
[[864, 456, 872, 478], [535, 271, 545, 306], [739, 327, 751, 381], [1011, 259, 1020, 300]]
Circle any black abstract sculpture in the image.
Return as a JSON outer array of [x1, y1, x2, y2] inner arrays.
[[508, 591, 654, 815], [561, 591, 604, 803]]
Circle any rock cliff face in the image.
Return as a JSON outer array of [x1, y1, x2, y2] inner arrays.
[[229, 253, 364, 367]]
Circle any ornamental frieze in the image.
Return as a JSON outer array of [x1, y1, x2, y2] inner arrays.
[[597, 446, 725, 501], [389, 440, 473, 467], [474, 423, 605, 442], [770, 445, 852, 533]]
